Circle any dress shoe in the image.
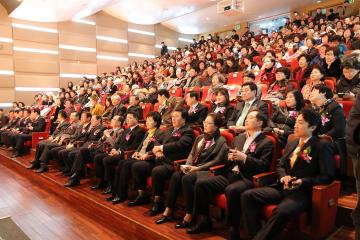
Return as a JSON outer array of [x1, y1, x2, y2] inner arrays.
[[91, 182, 106, 190], [7, 146, 13, 151], [27, 163, 40, 170], [186, 218, 212, 234], [30, 160, 36, 164], [34, 165, 48, 173], [147, 202, 165, 216], [63, 172, 72, 177], [155, 215, 173, 224], [112, 196, 126, 205], [64, 178, 80, 187], [175, 220, 192, 229], [128, 195, 150, 206], [11, 151, 20, 158], [106, 195, 115, 201], [101, 185, 112, 195], [228, 226, 241, 240]]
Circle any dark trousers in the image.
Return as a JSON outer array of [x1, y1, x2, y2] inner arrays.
[[151, 163, 174, 196], [165, 171, 204, 213], [4, 132, 16, 147], [193, 172, 252, 226], [112, 158, 138, 199], [71, 147, 93, 174], [352, 154, 360, 239], [93, 152, 108, 179], [131, 160, 155, 191], [102, 155, 124, 182], [241, 187, 311, 239], [50, 146, 66, 169], [34, 140, 54, 161], [15, 134, 32, 153], [38, 143, 60, 164]]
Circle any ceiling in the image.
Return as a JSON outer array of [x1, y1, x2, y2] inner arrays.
[[9, 0, 324, 34]]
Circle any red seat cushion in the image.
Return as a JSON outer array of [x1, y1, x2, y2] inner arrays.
[[213, 193, 227, 209]]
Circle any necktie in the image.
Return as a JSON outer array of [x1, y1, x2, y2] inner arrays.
[[236, 103, 250, 126], [289, 140, 304, 169]]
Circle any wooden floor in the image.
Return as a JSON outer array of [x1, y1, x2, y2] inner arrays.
[[0, 148, 356, 240]]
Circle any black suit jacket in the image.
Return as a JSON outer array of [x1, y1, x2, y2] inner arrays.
[[114, 125, 145, 153], [187, 103, 208, 125], [227, 99, 268, 127], [157, 125, 195, 164], [31, 117, 46, 132], [318, 100, 345, 140], [185, 134, 228, 171], [0, 115, 9, 128], [52, 121, 70, 137], [276, 137, 335, 190], [224, 132, 274, 181]]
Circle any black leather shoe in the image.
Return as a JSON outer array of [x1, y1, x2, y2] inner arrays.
[[34, 165, 48, 173], [63, 172, 72, 177], [128, 195, 150, 207], [91, 182, 106, 190], [106, 195, 115, 201], [27, 163, 39, 170], [175, 220, 192, 229], [64, 178, 80, 187], [101, 185, 112, 195], [30, 160, 36, 164], [155, 215, 173, 224], [229, 226, 241, 240], [186, 218, 212, 234], [11, 151, 21, 158], [112, 197, 126, 205], [147, 202, 165, 216]]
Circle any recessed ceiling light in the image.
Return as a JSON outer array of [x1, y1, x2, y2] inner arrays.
[[224, 24, 228, 26], [317, 0, 321, 2], [210, 0, 216, 2], [206, 17, 209, 21]]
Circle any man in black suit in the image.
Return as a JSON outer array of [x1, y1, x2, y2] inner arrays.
[[3, 109, 31, 149], [129, 108, 195, 216], [51, 112, 91, 175], [27, 110, 70, 171], [160, 42, 168, 56], [241, 108, 336, 240], [228, 82, 268, 133], [157, 89, 184, 126], [94, 111, 145, 193], [31, 111, 81, 172], [185, 91, 208, 125], [64, 115, 106, 187], [110, 94, 127, 120], [11, 109, 46, 157], [186, 110, 273, 236], [0, 108, 9, 128]]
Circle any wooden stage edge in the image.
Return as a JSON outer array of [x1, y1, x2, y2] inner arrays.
[[0, 149, 225, 240]]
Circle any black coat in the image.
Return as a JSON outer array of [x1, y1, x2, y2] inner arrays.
[[318, 100, 345, 140], [211, 103, 234, 126], [157, 125, 195, 165], [323, 58, 342, 80], [114, 125, 146, 154], [223, 132, 274, 181], [346, 92, 360, 158], [276, 137, 335, 190], [111, 104, 127, 119], [187, 103, 208, 125], [335, 73, 360, 95], [185, 133, 228, 171]]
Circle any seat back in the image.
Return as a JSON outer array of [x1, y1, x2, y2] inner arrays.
[[337, 100, 354, 118], [220, 129, 234, 146], [201, 86, 210, 102], [324, 79, 335, 91], [170, 88, 183, 97], [141, 103, 153, 120], [227, 72, 243, 85]]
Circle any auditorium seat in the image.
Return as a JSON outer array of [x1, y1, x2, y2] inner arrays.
[[338, 100, 354, 118], [227, 72, 243, 85]]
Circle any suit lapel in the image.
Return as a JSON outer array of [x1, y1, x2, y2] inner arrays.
[[244, 133, 264, 154], [292, 136, 316, 169]]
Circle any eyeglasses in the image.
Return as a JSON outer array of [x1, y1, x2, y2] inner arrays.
[[203, 121, 215, 125]]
